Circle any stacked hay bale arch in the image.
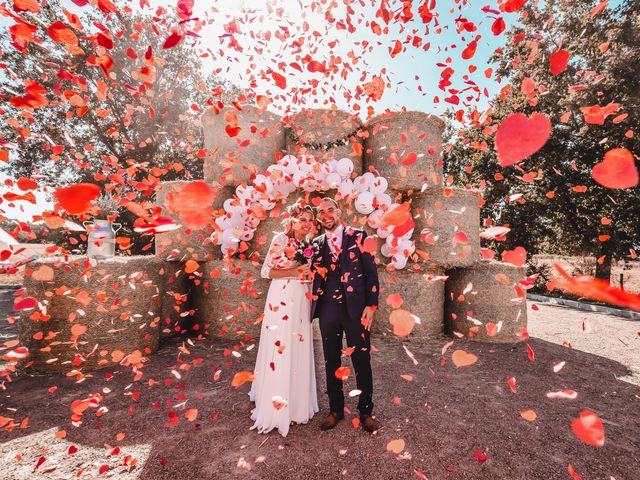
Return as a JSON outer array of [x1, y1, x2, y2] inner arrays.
[[16, 106, 529, 374]]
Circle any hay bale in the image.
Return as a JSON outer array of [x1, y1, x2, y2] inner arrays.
[[372, 266, 445, 338], [364, 111, 445, 191], [410, 187, 481, 269], [18, 256, 162, 373], [444, 261, 528, 343], [154, 181, 217, 261], [158, 261, 196, 342], [284, 109, 364, 174], [202, 105, 285, 185], [192, 259, 270, 341]]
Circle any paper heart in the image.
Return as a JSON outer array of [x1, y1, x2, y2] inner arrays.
[[31, 264, 54, 282], [451, 349, 478, 368], [591, 148, 638, 189], [494, 113, 552, 167], [389, 309, 415, 337]]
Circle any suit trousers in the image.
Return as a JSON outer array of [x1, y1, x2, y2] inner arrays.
[[317, 300, 374, 416]]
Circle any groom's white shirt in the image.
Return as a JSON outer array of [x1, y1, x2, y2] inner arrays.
[[325, 224, 344, 255]]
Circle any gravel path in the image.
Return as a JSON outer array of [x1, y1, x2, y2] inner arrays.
[[527, 302, 640, 386], [0, 295, 639, 479]]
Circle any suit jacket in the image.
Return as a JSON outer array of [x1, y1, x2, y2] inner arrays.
[[310, 226, 379, 322]]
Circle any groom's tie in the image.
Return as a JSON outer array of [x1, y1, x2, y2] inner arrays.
[[329, 236, 339, 262]]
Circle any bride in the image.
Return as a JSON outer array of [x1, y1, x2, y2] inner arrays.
[[248, 201, 319, 436]]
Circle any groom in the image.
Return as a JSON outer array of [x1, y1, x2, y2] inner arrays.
[[311, 197, 380, 433]]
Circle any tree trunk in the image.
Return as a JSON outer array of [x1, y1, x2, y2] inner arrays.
[[594, 241, 613, 282]]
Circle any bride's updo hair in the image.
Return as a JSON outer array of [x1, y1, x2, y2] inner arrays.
[[284, 199, 314, 236]]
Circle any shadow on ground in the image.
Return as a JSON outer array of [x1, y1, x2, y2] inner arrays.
[[1, 328, 639, 480]]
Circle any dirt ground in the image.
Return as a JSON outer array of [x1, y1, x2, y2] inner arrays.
[[0, 302, 639, 480]]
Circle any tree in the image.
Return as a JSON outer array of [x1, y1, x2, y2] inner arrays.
[[444, 0, 639, 280], [0, 1, 246, 253]]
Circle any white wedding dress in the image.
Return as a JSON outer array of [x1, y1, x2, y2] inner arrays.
[[249, 232, 319, 436]]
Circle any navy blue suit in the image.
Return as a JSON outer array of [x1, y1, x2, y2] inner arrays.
[[311, 226, 379, 416]]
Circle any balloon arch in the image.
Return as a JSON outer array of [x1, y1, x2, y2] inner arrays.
[[212, 154, 416, 269]]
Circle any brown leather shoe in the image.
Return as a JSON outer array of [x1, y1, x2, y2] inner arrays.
[[320, 411, 344, 431], [360, 414, 380, 433]]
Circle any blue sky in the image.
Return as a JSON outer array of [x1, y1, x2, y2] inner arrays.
[[181, 0, 513, 119]]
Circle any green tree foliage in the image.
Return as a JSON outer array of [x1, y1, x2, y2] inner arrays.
[[444, 0, 639, 280], [0, 1, 245, 253]]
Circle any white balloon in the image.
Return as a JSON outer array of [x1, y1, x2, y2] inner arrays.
[[254, 174, 273, 194], [362, 172, 375, 185], [398, 229, 414, 241], [353, 175, 370, 193], [245, 214, 260, 229], [392, 255, 408, 270], [355, 191, 375, 215], [325, 172, 342, 189], [337, 179, 354, 199], [380, 243, 391, 257], [223, 198, 242, 214], [221, 241, 238, 256], [221, 228, 238, 244], [336, 157, 354, 177], [292, 172, 305, 188], [367, 209, 383, 229], [370, 176, 388, 193], [377, 225, 392, 239], [279, 155, 299, 174], [239, 226, 254, 241], [228, 213, 245, 228], [376, 193, 392, 209], [259, 198, 276, 211], [236, 184, 249, 199], [398, 238, 415, 255]]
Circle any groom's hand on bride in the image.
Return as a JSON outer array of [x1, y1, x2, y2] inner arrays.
[[361, 306, 375, 331]]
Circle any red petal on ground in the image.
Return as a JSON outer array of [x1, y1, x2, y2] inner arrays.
[[591, 148, 638, 189], [495, 113, 551, 166], [568, 464, 583, 480], [571, 410, 605, 447], [231, 371, 255, 388], [474, 450, 488, 462]]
